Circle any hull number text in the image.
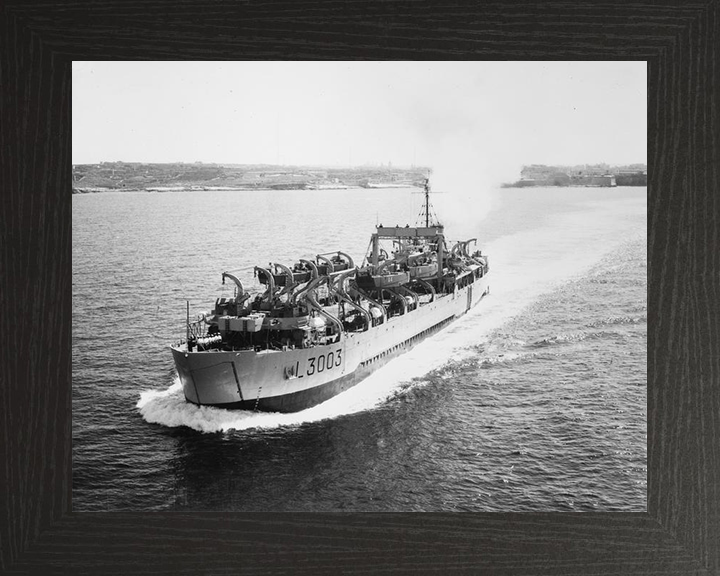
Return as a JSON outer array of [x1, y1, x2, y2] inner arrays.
[[285, 349, 342, 379]]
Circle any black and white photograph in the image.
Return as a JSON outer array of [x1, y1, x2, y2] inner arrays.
[[72, 61, 647, 513]]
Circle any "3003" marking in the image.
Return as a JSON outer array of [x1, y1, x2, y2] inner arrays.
[[288, 348, 343, 379]]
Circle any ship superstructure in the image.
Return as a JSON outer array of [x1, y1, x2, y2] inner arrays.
[[171, 178, 490, 412]]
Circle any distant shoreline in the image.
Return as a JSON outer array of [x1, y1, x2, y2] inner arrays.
[[71, 162, 428, 195], [70, 184, 421, 194], [500, 182, 647, 189], [501, 164, 647, 188]]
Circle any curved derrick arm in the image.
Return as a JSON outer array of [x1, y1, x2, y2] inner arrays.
[[254, 267, 275, 302], [395, 284, 419, 310], [221, 271, 245, 297], [291, 274, 327, 305], [331, 268, 356, 293], [303, 288, 344, 341], [460, 238, 478, 258], [376, 257, 397, 273], [346, 283, 387, 323], [411, 277, 436, 302], [451, 238, 477, 258], [273, 262, 297, 296], [221, 271, 252, 311], [315, 254, 334, 273], [384, 288, 408, 314], [299, 258, 319, 279], [331, 268, 371, 329], [335, 251, 355, 268]]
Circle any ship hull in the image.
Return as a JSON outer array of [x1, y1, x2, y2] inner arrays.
[[171, 275, 489, 412]]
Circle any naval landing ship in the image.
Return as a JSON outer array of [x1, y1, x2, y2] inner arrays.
[[171, 179, 490, 412]]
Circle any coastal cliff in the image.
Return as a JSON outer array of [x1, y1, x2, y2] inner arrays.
[[502, 163, 647, 188]]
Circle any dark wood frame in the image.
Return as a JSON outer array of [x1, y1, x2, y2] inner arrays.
[[1, 1, 718, 574]]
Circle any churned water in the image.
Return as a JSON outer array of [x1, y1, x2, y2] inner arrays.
[[72, 185, 646, 511]]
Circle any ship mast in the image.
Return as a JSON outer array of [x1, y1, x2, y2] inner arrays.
[[424, 178, 430, 227], [416, 176, 439, 228]]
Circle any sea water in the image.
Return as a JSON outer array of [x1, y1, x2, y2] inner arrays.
[[72, 185, 646, 511]]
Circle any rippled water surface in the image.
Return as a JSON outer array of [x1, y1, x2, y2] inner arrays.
[[73, 185, 646, 511]]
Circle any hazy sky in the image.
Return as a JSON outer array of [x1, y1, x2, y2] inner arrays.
[[73, 61, 646, 181]]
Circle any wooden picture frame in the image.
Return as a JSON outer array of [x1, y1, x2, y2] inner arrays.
[[1, 1, 717, 574]]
